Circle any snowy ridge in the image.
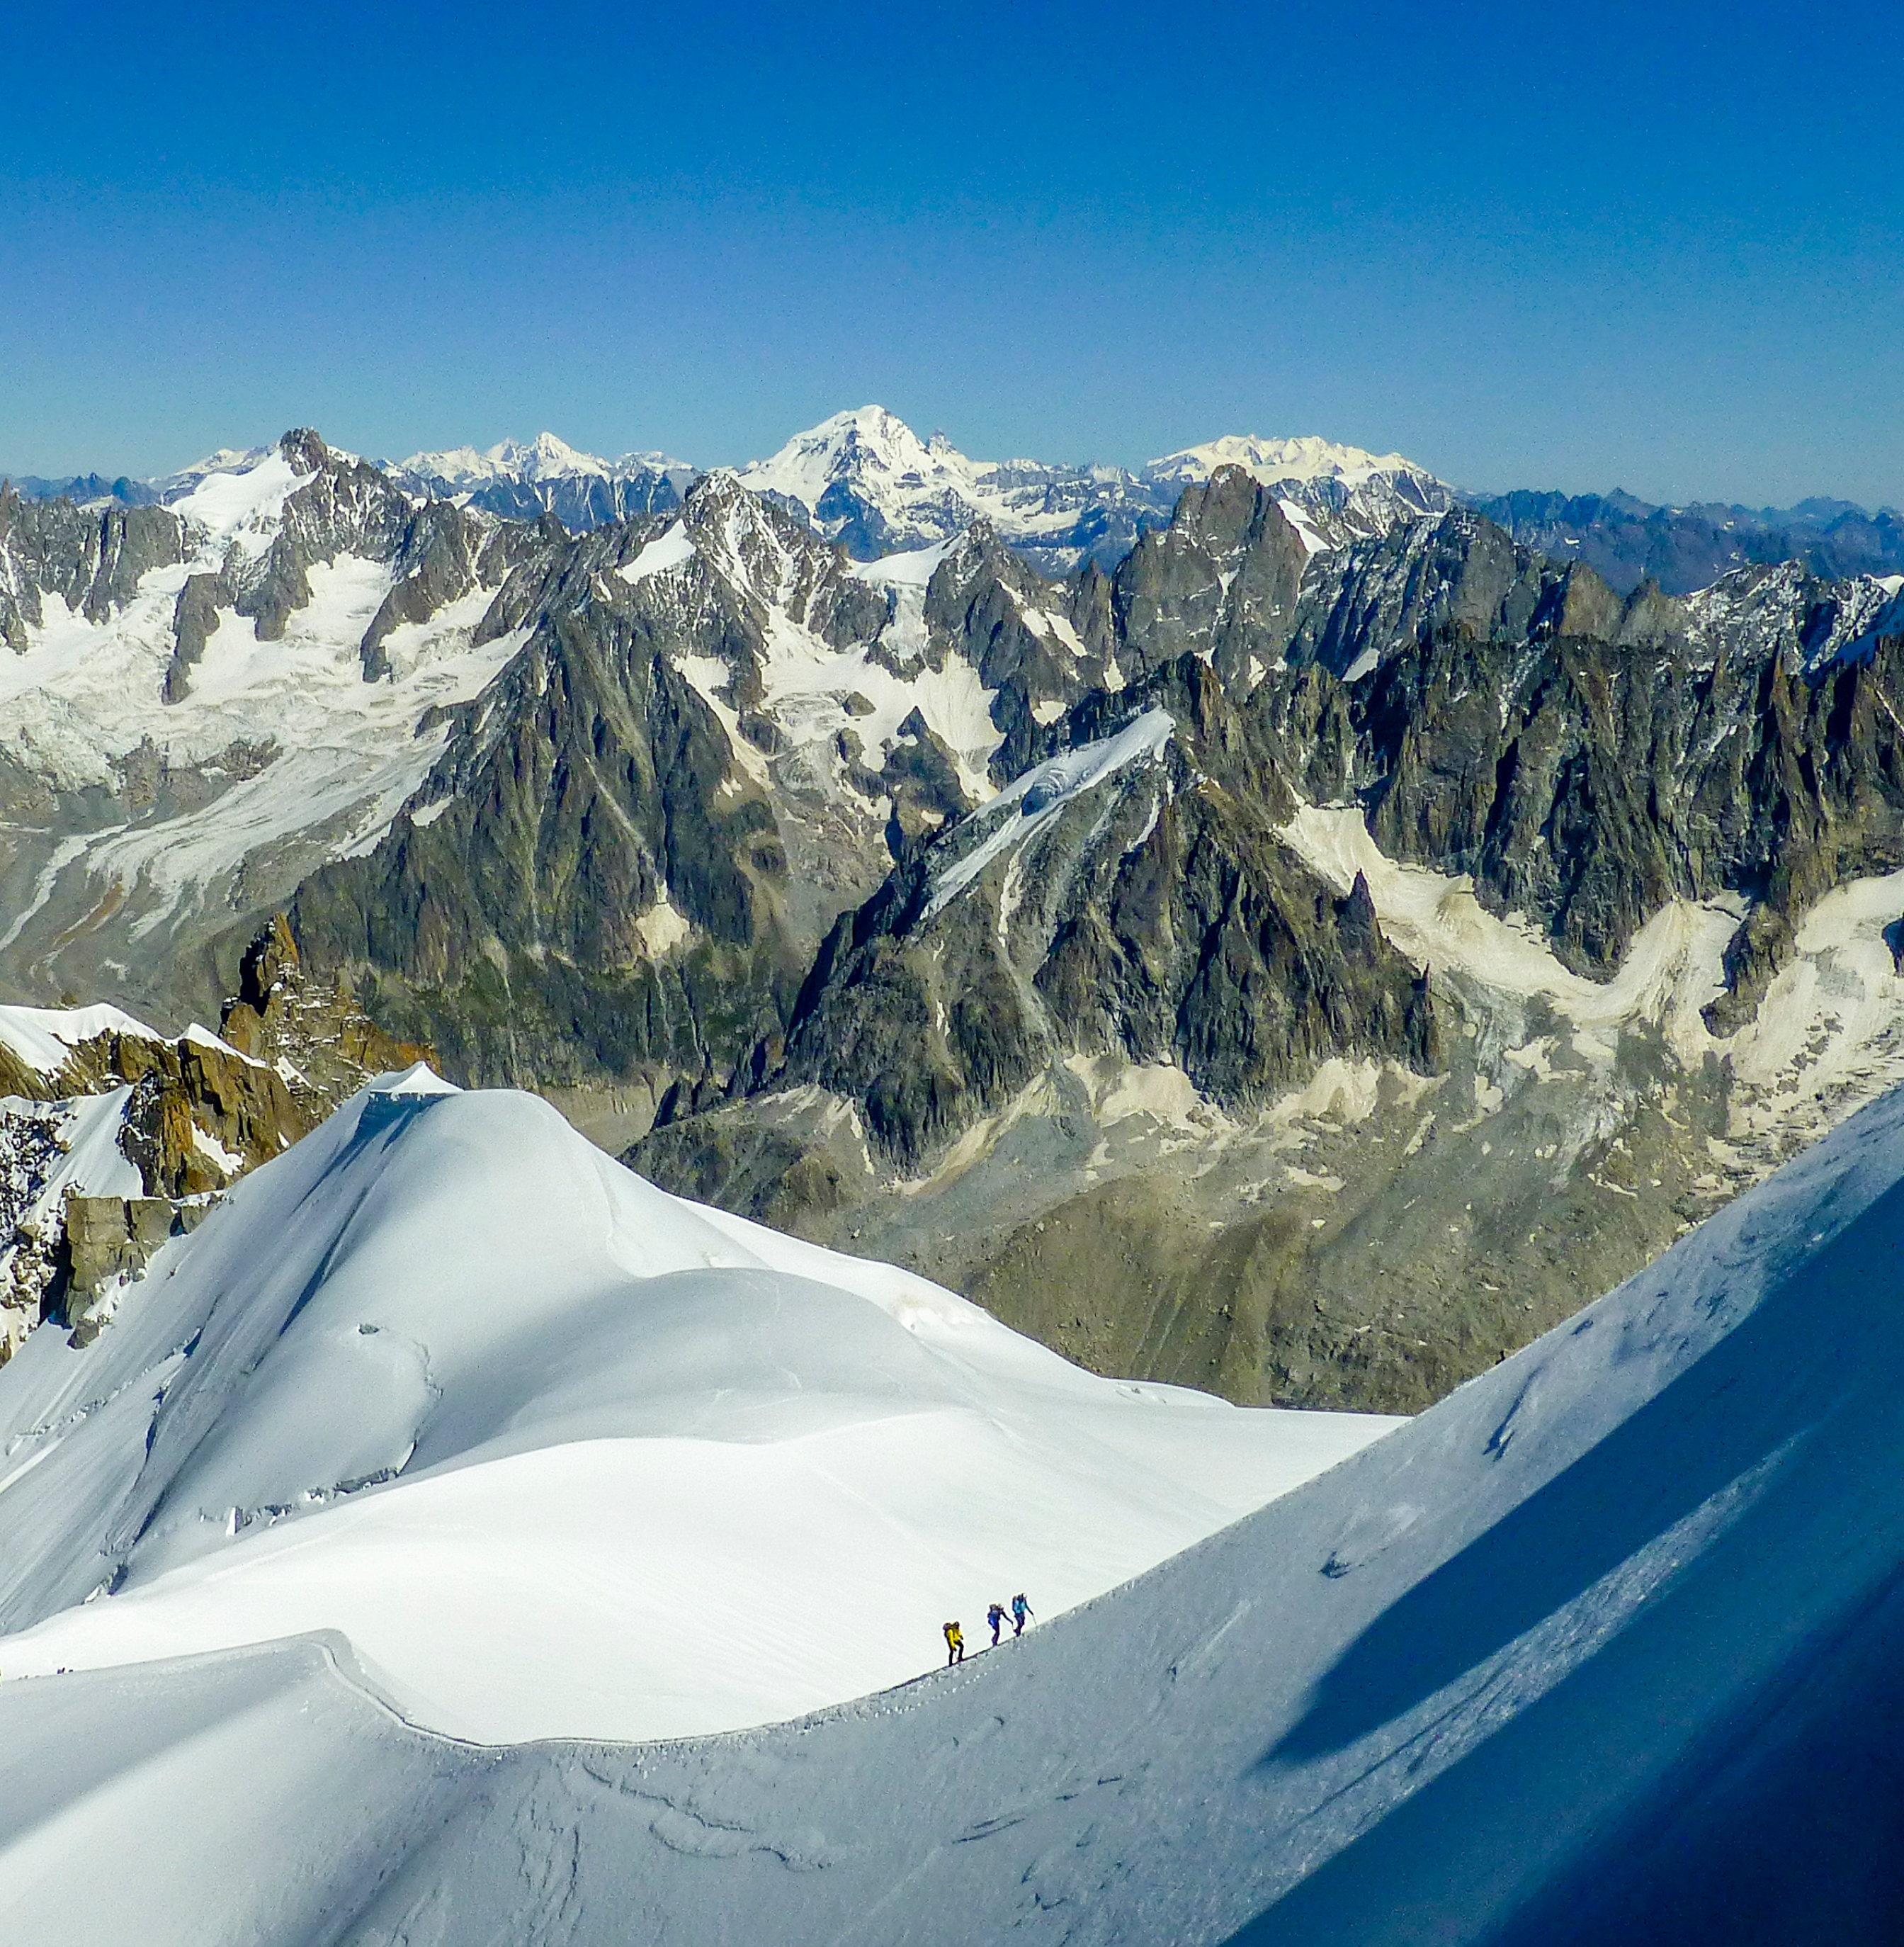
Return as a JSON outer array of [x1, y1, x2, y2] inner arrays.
[[10, 1062, 1904, 1937], [926, 709, 1174, 917], [0, 1000, 166, 1079], [1146, 432, 1426, 490], [392, 431, 691, 492], [0, 1074, 1394, 1743], [1145, 433, 1454, 549]]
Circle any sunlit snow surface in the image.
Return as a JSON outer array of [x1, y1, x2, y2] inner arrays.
[[11, 1075, 1904, 1941], [0, 1071, 1394, 1744]]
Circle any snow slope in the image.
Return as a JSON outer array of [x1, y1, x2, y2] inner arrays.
[[8, 1063, 1904, 1941], [0, 1069, 1395, 1744]]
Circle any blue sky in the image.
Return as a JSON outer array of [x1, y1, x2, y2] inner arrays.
[[2, 0, 1900, 505]]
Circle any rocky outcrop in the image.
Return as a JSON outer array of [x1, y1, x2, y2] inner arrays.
[[60, 1195, 176, 1344], [650, 658, 1437, 1173], [1111, 466, 1310, 689], [0, 917, 440, 1361], [218, 913, 433, 1105], [0, 487, 185, 652], [164, 570, 234, 701], [1252, 605, 1904, 1009]]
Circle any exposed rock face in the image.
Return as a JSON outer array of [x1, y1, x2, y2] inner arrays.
[[217, 913, 432, 1111], [0, 918, 435, 1361], [1255, 592, 1904, 1020], [1109, 468, 1310, 689], [288, 508, 811, 1094], [762, 660, 1436, 1169], [0, 490, 185, 652], [0, 1012, 303, 1355], [164, 569, 235, 701], [60, 1195, 176, 1344], [621, 497, 1904, 1413]]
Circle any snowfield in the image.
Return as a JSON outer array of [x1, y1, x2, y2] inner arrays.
[[0, 1068, 1395, 1744], [8, 1063, 1904, 1938]]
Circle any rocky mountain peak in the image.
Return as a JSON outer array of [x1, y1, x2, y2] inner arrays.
[[279, 427, 330, 475]]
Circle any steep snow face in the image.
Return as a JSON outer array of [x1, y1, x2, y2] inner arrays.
[[0, 1075, 1398, 1743], [10, 1068, 1904, 1942], [145, 445, 275, 500], [925, 708, 1174, 918]]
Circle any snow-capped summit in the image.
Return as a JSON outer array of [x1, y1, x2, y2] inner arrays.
[[147, 444, 276, 502], [387, 432, 691, 526], [394, 430, 689, 490], [734, 408, 1454, 568], [737, 405, 999, 558], [736, 405, 1173, 570], [1144, 434, 1453, 553]]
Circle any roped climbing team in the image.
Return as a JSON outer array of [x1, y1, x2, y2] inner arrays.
[[944, 1593, 1033, 1666]]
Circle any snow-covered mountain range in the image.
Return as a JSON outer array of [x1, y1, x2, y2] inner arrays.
[[387, 431, 693, 529], [8, 406, 1454, 575], [4, 421, 1904, 1431], [19, 407, 1902, 595]]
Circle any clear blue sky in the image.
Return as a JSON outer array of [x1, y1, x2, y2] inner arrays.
[[2, 0, 1900, 506]]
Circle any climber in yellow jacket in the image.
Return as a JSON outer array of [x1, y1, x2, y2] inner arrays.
[[943, 1620, 965, 1666]]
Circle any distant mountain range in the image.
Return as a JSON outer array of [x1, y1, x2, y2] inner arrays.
[[1467, 487, 1904, 596], [10, 407, 1899, 592]]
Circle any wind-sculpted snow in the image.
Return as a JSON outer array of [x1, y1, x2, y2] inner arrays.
[[0, 1068, 1391, 1745], [8, 1078, 1904, 1941]]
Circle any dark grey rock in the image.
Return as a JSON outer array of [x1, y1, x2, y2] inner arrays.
[[163, 570, 234, 703]]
